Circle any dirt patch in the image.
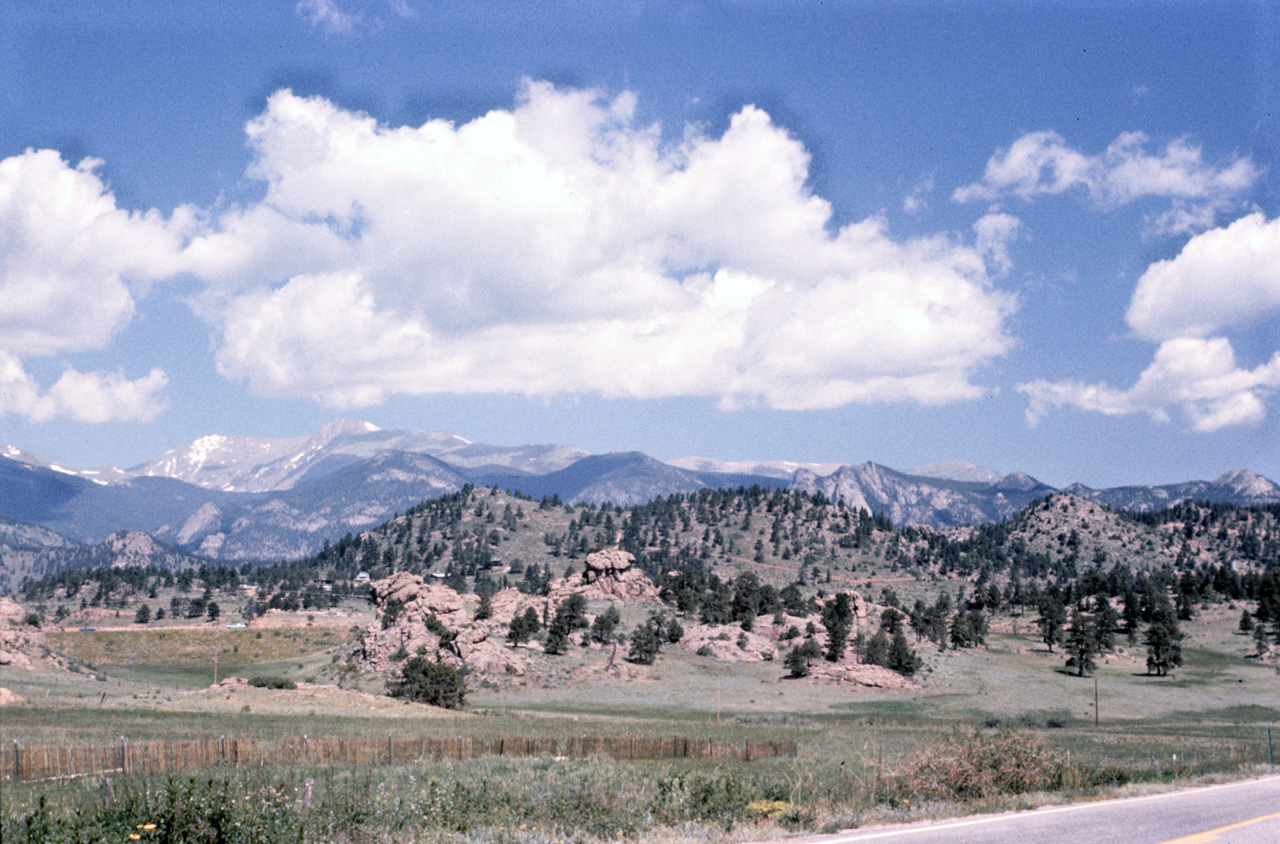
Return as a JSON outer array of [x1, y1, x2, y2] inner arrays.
[[183, 680, 473, 718]]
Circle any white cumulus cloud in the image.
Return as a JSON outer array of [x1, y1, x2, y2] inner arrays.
[[1020, 213, 1280, 433], [0, 149, 190, 423], [0, 351, 168, 423], [955, 130, 1259, 234], [1020, 337, 1280, 433], [1126, 212, 1280, 341], [190, 82, 1015, 410]]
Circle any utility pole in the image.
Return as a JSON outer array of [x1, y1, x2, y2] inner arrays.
[[1094, 676, 1099, 727]]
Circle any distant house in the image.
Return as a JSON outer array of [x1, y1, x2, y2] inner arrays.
[[355, 572, 371, 584]]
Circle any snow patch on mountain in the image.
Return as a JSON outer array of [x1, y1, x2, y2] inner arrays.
[[907, 460, 1005, 485], [668, 456, 845, 480]]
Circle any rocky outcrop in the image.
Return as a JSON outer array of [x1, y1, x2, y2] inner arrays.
[[359, 574, 533, 679], [358, 560, 664, 684], [804, 660, 919, 689], [679, 623, 777, 662], [558, 548, 661, 602], [372, 572, 466, 619], [356, 571, 918, 690], [0, 596, 44, 670]]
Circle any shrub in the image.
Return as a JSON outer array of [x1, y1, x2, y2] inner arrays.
[[387, 656, 466, 709], [650, 771, 751, 829], [10, 775, 300, 844], [888, 728, 1062, 802], [247, 675, 296, 690]]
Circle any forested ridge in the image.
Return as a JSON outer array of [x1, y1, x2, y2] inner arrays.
[[19, 487, 1280, 663]]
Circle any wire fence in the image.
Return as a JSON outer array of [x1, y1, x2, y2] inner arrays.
[[1, 735, 798, 782]]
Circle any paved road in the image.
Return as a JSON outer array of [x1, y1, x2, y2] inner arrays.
[[800, 775, 1280, 844]]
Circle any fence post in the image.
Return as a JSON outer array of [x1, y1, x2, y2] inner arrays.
[[1269, 725, 1274, 767], [121, 737, 127, 775], [12, 740, 18, 781]]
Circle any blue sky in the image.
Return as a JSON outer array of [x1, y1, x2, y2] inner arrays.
[[1, 0, 1277, 488]]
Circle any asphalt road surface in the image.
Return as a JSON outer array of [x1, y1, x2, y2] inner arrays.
[[799, 775, 1280, 844]]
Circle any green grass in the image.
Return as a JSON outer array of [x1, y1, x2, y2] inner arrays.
[[3, 596, 1277, 843]]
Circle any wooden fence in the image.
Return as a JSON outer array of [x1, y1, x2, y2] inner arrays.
[[2, 736, 797, 782]]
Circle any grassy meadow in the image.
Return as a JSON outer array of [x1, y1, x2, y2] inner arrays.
[[3, 591, 1277, 843]]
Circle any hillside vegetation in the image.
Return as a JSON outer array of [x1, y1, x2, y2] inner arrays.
[[4, 486, 1279, 844]]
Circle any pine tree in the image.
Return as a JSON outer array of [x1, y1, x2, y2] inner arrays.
[[627, 621, 660, 665], [1064, 609, 1099, 677], [1038, 595, 1066, 653], [887, 627, 922, 676], [1144, 606, 1184, 677], [590, 605, 621, 644], [863, 630, 890, 667], [822, 592, 854, 662], [474, 592, 493, 621], [1238, 608, 1254, 634], [784, 638, 821, 678], [543, 615, 570, 655]]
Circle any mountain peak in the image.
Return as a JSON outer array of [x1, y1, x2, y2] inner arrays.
[[993, 471, 1046, 493], [315, 419, 381, 444], [1212, 469, 1279, 498]]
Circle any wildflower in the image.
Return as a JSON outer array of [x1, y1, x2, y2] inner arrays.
[[142, 824, 156, 830], [129, 835, 141, 840]]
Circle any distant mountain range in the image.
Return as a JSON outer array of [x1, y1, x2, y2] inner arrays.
[[2, 421, 1278, 569]]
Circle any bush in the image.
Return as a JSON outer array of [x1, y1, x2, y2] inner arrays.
[[10, 775, 300, 844], [387, 656, 467, 709], [650, 771, 752, 829], [627, 622, 660, 665], [888, 729, 1062, 802], [247, 675, 296, 690]]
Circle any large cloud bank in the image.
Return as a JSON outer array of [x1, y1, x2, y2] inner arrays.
[[198, 83, 1015, 410], [3, 81, 1017, 420]]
